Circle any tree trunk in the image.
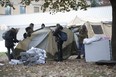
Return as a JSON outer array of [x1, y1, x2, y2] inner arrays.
[[109, 0, 116, 60]]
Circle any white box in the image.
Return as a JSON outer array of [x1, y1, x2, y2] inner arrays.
[[85, 39, 111, 62]]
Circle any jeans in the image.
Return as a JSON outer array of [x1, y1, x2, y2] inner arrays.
[[78, 43, 85, 57]]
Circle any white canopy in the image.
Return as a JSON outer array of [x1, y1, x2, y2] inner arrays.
[[0, 6, 112, 28], [67, 6, 112, 27], [0, 11, 77, 28], [76, 6, 112, 22]]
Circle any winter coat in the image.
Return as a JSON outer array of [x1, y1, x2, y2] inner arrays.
[[5, 30, 19, 48]]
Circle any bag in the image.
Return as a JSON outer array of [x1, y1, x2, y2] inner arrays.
[[58, 31, 68, 41], [2, 31, 12, 40]]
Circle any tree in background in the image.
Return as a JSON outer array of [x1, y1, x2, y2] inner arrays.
[[0, 0, 89, 13], [0, 0, 15, 9]]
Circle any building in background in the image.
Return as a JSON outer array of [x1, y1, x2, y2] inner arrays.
[[0, 0, 45, 15]]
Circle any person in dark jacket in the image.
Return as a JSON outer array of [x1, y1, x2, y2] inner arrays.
[[5, 28, 19, 61], [23, 27, 33, 39], [53, 24, 64, 62], [23, 23, 34, 39]]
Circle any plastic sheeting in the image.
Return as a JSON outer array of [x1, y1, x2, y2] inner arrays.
[[85, 39, 111, 62]]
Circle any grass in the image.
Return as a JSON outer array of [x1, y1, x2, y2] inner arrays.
[[0, 52, 6, 57], [0, 52, 7, 61]]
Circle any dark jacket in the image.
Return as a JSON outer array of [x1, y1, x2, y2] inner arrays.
[[5, 30, 19, 48], [53, 28, 63, 44]]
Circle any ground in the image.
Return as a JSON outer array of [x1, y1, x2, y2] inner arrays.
[[0, 53, 116, 77]]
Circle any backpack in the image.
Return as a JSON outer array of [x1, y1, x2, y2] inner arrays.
[[2, 31, 12, 40], [58, 31, 68, 41]]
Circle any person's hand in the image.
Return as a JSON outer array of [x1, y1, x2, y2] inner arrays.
[[14, 40, 20, 43]]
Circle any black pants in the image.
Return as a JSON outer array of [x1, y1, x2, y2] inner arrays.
[[6, 47, 15, 61], [57, 42, 63, 61]]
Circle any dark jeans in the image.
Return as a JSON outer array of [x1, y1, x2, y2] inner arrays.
[[57, 42, 63, 61], [6, 47, 15, 61], [78, 43, 85, 57]]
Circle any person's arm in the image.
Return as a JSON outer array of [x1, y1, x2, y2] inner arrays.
[[78, 32, 88, 39], [13, 32, 19, 43], [33, 28, 43, 32], [23, 33, 27, 39]]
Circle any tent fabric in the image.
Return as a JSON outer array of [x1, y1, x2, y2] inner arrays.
[[0, 12, 77, 27], [15, 27, 76, 60], [102, 22, 112, 39], [67, 16, 85, 27], [85, 21, 103, 38], [85, 21, 112, 39]]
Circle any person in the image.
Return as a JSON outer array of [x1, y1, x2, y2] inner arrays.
[[23, 23, 34, 39], [53, 24, 64, 62], [5, 28, 19, 61], [76, 25, 88, 59], [23, 23, 45, 39], [41, 23, 45, 29], [29, 23, 34, 32], [23, 27, 33, 39]]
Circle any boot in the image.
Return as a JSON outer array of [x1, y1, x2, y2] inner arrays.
[[76, 55, 81, 59]]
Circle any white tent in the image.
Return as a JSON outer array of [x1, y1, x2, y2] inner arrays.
[[67, 16, 85, 27]]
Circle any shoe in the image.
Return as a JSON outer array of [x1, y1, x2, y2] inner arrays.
[[54, 59, 63, 62], [59, 60, 63, 62], [82, 55, 85, 58], [76, 56, 81, 59]]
